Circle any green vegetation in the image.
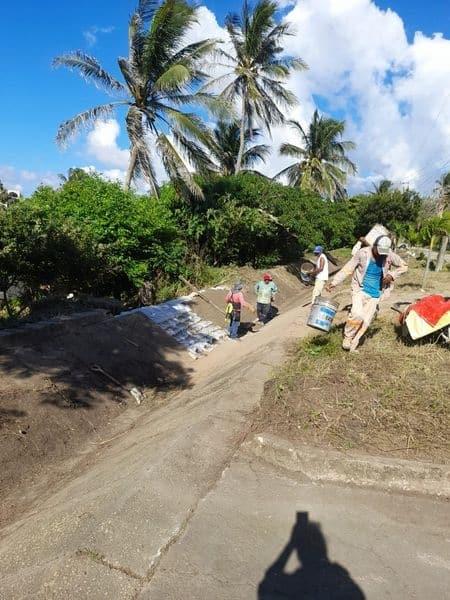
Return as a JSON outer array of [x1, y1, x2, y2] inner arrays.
[[1, 170, 444, 320], [352, 186, 422, 239], [165, 172, 356, 267]]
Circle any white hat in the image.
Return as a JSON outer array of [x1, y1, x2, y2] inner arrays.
[[375, 235, 392, 256]]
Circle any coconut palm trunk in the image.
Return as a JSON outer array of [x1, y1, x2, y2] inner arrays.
[[436, 235, 448, 272], [235, 95, 247, 174], [422, 235, 436, 290], [124, 146, 138, 191]]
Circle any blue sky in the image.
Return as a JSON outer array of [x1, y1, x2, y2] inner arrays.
[[1, 0, 450, 194]]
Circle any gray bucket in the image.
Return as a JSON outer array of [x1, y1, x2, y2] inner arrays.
[[300, 261, 315, 285], [307, 297, 339, 332]]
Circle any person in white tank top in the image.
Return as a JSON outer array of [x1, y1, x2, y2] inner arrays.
[[311, 245, 329, 302]]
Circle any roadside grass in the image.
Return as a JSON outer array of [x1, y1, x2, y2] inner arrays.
[[254, 318, 450, 463], [396, 258, 450, 293]]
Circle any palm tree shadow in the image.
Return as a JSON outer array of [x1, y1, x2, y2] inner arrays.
[[258, 512, 365, 599]]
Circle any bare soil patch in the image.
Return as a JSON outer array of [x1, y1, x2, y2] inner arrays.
[[254, 317, 449, 464], [189, 261, 339, 333], [0, 311, 192, 529]]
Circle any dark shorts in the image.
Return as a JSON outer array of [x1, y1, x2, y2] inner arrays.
[[257, 302, 272, 321]]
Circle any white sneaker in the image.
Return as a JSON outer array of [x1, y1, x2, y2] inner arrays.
[[342, 339, 352, 351]]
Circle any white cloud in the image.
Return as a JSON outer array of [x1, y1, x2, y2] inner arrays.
[[83, 25, 114, 47], [273, 0, 450, 193], [15, 2, 449, 198], [86, 119, 130, 169], [194, 1, 450, 194], [276, 0, 297, 8], [0, 165, 60, 194]]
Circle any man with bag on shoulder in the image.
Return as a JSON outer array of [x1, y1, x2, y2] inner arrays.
[[326, 236, 407, 352]]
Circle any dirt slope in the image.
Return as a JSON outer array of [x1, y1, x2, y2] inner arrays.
[[0, 311, 192, 528], [0, 263, 315, 529]]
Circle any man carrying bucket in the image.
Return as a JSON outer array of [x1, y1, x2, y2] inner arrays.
[[327, 236, 408, 352], [311, 245, 329, 302]]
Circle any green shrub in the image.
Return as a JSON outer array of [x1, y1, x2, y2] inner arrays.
[[0, 171, 430, 312], [165, 173, 356, 267], [0, 202, 101, 312], [352, 188, 422, 239], [30, 175, 186, 296]]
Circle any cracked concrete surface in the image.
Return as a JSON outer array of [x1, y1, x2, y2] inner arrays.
[[139, 458, 450, 599], [1, 300, 449, 599]]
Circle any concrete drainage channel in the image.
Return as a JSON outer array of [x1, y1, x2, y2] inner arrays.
[[124, 293, 228, 359]]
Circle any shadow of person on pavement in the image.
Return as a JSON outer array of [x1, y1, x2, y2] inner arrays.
[[258, 512, 365, 599]]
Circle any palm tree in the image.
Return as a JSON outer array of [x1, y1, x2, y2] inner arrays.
[[209, 121, 270, 176], [57, 168, 90, 184], [276, 110, 356, 201], [371, 179, 393, 195], [205, 0, 307, 174], [434, 172, 450, 217], [53, 0, 222, 198]]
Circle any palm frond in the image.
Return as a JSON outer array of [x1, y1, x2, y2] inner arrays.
[[199, 71, 237, 94], [251, 80, 286, 129], [279, 143, 304, 159], [56, 102, 126, 146], [163, 108, 212, 147], [275, 163, 302, 187], [171, 92, 233, 120], [142, 0, 198, 79], [118, 57, 143, 98], [172, 130, 218, 175], [53, 52, 126, 94], [157, 133, 204, 200], [154, 63, 191, 92], [126, 106, 159, 194], [135, 144, 159, 196], [259, 77, 298, 109], [246, 0, 277, 58], [171, 38, 220, 65], [128, 11, 147, 74], [138, 0, 159, 22], [242, 143, 270, 166]]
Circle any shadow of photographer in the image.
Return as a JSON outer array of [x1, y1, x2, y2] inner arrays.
[[258, 511, 365, 599]]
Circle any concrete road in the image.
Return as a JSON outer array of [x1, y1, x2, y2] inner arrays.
[[141, 457, 450, 600]]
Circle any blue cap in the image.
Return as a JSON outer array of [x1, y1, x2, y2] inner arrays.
[[313, 245, 323, 254]]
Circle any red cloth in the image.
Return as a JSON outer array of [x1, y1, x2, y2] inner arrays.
[[409, 295, 450, 326]]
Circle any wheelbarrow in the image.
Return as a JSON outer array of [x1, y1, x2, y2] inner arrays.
[[392, 296, 450, 344]]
